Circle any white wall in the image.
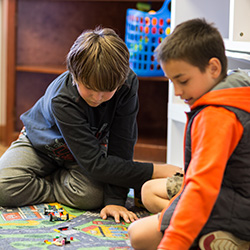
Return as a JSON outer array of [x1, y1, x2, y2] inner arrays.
[[0, 0, 6, 126]]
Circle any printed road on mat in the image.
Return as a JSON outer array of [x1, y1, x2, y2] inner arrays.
[[0, 202, 139, 249]]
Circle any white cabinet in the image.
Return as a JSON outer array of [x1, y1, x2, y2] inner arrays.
[[167, 0, 250, 168]]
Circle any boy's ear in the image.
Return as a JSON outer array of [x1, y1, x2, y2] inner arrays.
[[208, 57, 222, 79]]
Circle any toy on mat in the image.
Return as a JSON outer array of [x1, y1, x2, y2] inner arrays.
[[49, 210, 69, 221], [43, 204, 69, 221], [44, 236, 73, 246], [125, 0, 171, 77], [44, 207, 64, 215]]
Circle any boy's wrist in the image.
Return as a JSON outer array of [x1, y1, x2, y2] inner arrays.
[[152, 164, 183, 179]]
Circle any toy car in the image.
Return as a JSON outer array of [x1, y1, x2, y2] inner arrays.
[[44, 236, 73, 246], [44, 207, 64, 215], [49, 212, 69, 221]]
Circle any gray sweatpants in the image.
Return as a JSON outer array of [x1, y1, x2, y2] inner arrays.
[[0, 134, 103, 209]]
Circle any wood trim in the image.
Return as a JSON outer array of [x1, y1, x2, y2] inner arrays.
[[16, 65, 66, 75], [134, 143, 166, 163], [15, 65, 168, 82], [3, 0, 16, 146]]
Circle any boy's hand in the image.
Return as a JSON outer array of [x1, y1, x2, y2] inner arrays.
[[100, 205, 138, 223], [152, 164, 183, 179]]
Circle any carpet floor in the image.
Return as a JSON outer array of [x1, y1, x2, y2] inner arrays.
[[0, 198, 149, 249]]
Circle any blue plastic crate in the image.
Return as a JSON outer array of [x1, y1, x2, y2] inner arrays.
[[125, 0, 171, 77]]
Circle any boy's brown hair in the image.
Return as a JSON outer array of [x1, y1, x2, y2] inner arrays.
[[67, 27, 130, 91], [155, 18, 228, 79]]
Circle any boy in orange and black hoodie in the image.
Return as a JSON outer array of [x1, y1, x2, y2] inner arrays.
[[128, 18, 250, 250]]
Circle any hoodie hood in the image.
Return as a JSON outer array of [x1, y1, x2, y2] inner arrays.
[[191, 70, 250, 113]]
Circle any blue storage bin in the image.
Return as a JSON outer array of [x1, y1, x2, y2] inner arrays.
[[125, 0, 171, 77]]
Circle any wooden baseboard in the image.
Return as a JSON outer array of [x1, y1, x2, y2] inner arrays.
[[134, 142, 166, 163]]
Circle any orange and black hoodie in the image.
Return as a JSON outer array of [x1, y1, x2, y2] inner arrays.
[[158, 70, 250, 249]]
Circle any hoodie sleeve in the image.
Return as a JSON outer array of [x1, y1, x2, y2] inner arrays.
[[158, 106, 243, 250]]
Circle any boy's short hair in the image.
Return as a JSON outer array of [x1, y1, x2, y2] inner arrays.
[[67, 27, 130, 91], [155, 18, 228, 78]]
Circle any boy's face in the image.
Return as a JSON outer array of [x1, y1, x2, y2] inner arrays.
[[76, 83, 117, 107], [161, 59, 220, 107]]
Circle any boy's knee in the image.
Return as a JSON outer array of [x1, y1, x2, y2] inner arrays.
[[141, 181, 152, 197], [141, 181, 153, 208], [129, 215, 162, 250], [0, 169, 37, 207], [0, 177, 16, 206], [128, 222, 144, 249]]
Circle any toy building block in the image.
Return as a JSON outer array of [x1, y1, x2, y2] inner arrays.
[[53, 236, 72, 246], [44, 205, 64, 215], [49, 212, 69, 221]]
